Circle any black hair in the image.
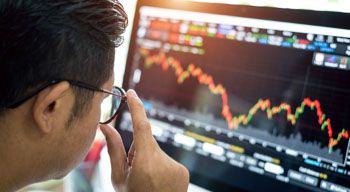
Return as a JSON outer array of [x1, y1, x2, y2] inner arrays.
[[0, 0, 128, 118]]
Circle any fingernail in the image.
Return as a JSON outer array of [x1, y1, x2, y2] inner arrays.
[[127, 89, 138, 98]]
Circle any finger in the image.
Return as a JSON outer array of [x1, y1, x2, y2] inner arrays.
[[127, 141, 136, 166], [126, 90, 155, 150], [100, 124, 128, 185]]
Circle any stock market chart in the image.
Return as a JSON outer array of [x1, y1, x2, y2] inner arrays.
[[140, 48, 349, 158], [118, 5, 350, 192]]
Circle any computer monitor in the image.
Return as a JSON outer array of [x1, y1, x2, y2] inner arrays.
[[115, 0, 350, 191]]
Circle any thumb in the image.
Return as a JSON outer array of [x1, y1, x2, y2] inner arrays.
[[126, 90, 156, 151], [100, 124, 128, 186]]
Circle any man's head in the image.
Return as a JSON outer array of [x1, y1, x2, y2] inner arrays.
[[0, 0, 127, 187]]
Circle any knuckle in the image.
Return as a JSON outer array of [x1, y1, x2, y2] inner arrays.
[[134, 120, 151, 130], [177, 164, 190, 180], [182, 166, 190, 178]]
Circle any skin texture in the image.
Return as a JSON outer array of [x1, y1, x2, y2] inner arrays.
[[0, 77, 189, 192]]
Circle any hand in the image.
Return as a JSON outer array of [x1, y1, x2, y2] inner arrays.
[[100, 90, 189, 192]]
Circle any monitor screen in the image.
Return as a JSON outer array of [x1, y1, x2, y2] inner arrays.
[[188, 0, 350, 13], [116, 0, 350, 191]]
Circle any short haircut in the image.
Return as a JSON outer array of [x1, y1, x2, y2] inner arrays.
[[0, 0, 128, 119]]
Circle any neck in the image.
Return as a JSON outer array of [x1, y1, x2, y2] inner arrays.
[[0, 135, 22, 191], [0, 118, 44, 191], [0, 168, 24, 192]]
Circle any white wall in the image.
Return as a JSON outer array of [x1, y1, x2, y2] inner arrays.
[[114, 0, 138, 87]]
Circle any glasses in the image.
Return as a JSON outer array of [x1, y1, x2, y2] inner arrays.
[[6, 79, 127, 124], [99, 86, 127, 124]]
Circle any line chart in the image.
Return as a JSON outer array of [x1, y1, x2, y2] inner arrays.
[[140, 48, 349, 153]]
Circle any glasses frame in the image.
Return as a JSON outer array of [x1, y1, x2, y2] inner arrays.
[[99, 86, 127, 124], [6, 79, 127, 124]]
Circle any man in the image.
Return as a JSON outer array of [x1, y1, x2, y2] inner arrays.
[[0, 0, 189, 191]]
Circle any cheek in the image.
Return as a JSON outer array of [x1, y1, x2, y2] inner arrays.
[[67, 104, 101, 162], [77, 103, 102, 151], [51, 101, 103, 178], [79, 114, 100, 149]]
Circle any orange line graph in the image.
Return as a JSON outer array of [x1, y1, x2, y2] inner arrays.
[[140, 49, 349, 153]]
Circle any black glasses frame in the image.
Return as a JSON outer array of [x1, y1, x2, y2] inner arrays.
[[6, 79, 127, 124]]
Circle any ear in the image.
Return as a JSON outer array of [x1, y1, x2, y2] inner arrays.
[[32, 81, 72, 134]]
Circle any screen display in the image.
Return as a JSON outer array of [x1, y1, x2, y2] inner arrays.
[[117, 1, 350, 191], [189, 0, 350, 13]]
